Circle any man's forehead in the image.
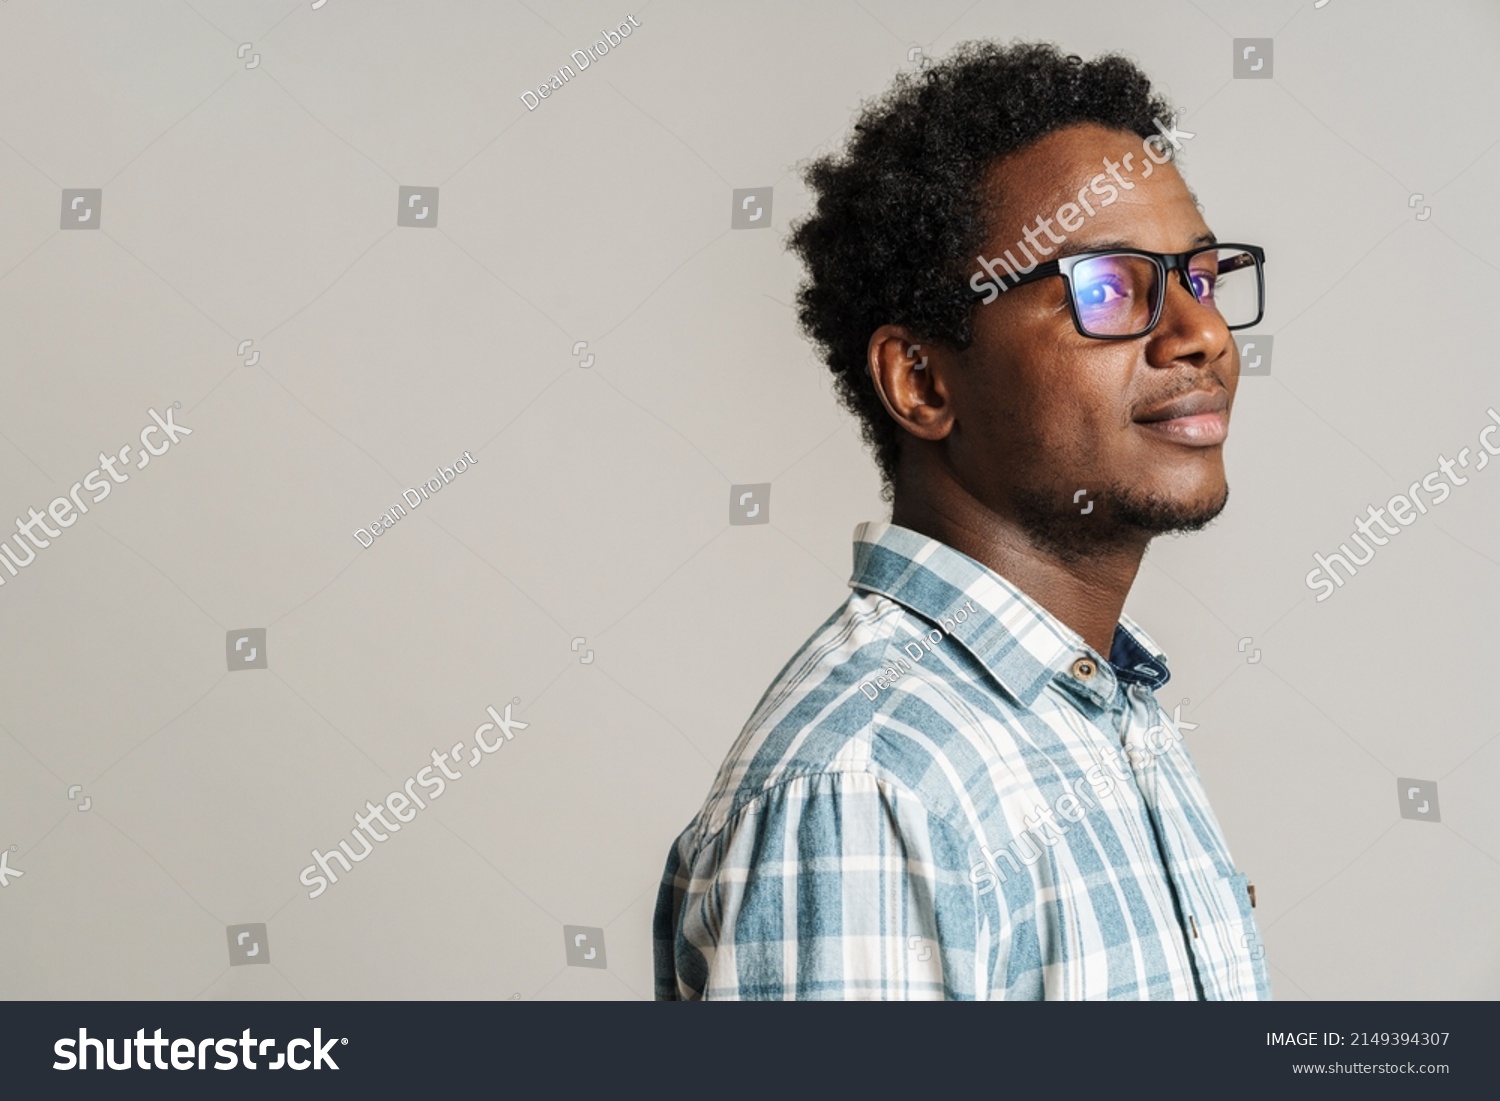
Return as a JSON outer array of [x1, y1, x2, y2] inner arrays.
[[982, 123, 1148, 188], [978, 123, 1204, 243]]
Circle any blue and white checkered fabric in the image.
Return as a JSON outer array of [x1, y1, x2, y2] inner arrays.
[[654, 521, 1270, 1000]]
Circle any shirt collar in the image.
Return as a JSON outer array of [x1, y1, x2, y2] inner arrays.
[[849, 521, 1170, 708]]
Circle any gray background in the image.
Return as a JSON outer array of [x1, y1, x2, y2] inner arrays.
[[1, 0, 1496, 1001]]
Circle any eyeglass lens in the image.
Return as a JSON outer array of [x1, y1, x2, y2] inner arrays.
[[1070, 248, 1259, 336]]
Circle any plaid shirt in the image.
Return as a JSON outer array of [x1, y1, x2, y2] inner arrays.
[[654, 521, 1271, 1000]]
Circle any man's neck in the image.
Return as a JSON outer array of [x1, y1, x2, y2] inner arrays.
[[890, 487, 1147, 657]]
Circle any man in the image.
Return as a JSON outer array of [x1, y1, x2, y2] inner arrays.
[[654, 41, 1271, 1000]]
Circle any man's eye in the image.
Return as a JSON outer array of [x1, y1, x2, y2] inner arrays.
[[1191, 273, 1217, 300], [1077, 279, 1128, 307]]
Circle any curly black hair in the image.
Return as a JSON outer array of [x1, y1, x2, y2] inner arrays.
[[786, 41, 1177, 501]]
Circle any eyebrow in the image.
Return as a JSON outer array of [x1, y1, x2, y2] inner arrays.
[[1053, 231, 1218, 259]]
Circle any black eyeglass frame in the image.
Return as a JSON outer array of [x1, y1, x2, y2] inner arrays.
[[971, 243, 1267, 340]]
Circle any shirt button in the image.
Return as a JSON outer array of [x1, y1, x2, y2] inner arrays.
[[1071, 657, 1097, 680]]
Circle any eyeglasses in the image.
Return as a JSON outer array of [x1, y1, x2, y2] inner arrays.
[[971, 243, 1266, 339]]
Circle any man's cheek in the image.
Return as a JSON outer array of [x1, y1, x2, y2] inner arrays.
[[1059, 405, 1117, 460]]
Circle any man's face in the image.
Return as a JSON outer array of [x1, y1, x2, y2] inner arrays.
[[949, 123, 1239, 559]]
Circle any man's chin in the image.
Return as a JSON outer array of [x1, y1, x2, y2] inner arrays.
[[1010, 481, 1229, 563], [1114, 482, 1230, 537]]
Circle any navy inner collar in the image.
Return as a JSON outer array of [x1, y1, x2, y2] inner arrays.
[[1108, 624, 1170, 689]]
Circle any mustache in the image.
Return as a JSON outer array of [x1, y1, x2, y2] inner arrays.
[[1128, 377, 1230, 424]]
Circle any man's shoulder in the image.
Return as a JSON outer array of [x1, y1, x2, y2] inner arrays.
[[680, 589, 1012, 850]]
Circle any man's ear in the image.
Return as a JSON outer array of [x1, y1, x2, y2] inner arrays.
[[867, 324, 956, 443]]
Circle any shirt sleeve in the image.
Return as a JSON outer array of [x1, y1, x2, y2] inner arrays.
[[656, 769, 995, 1000]]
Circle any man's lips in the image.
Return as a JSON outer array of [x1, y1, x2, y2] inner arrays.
[[1132, 388, 1230, 446]]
